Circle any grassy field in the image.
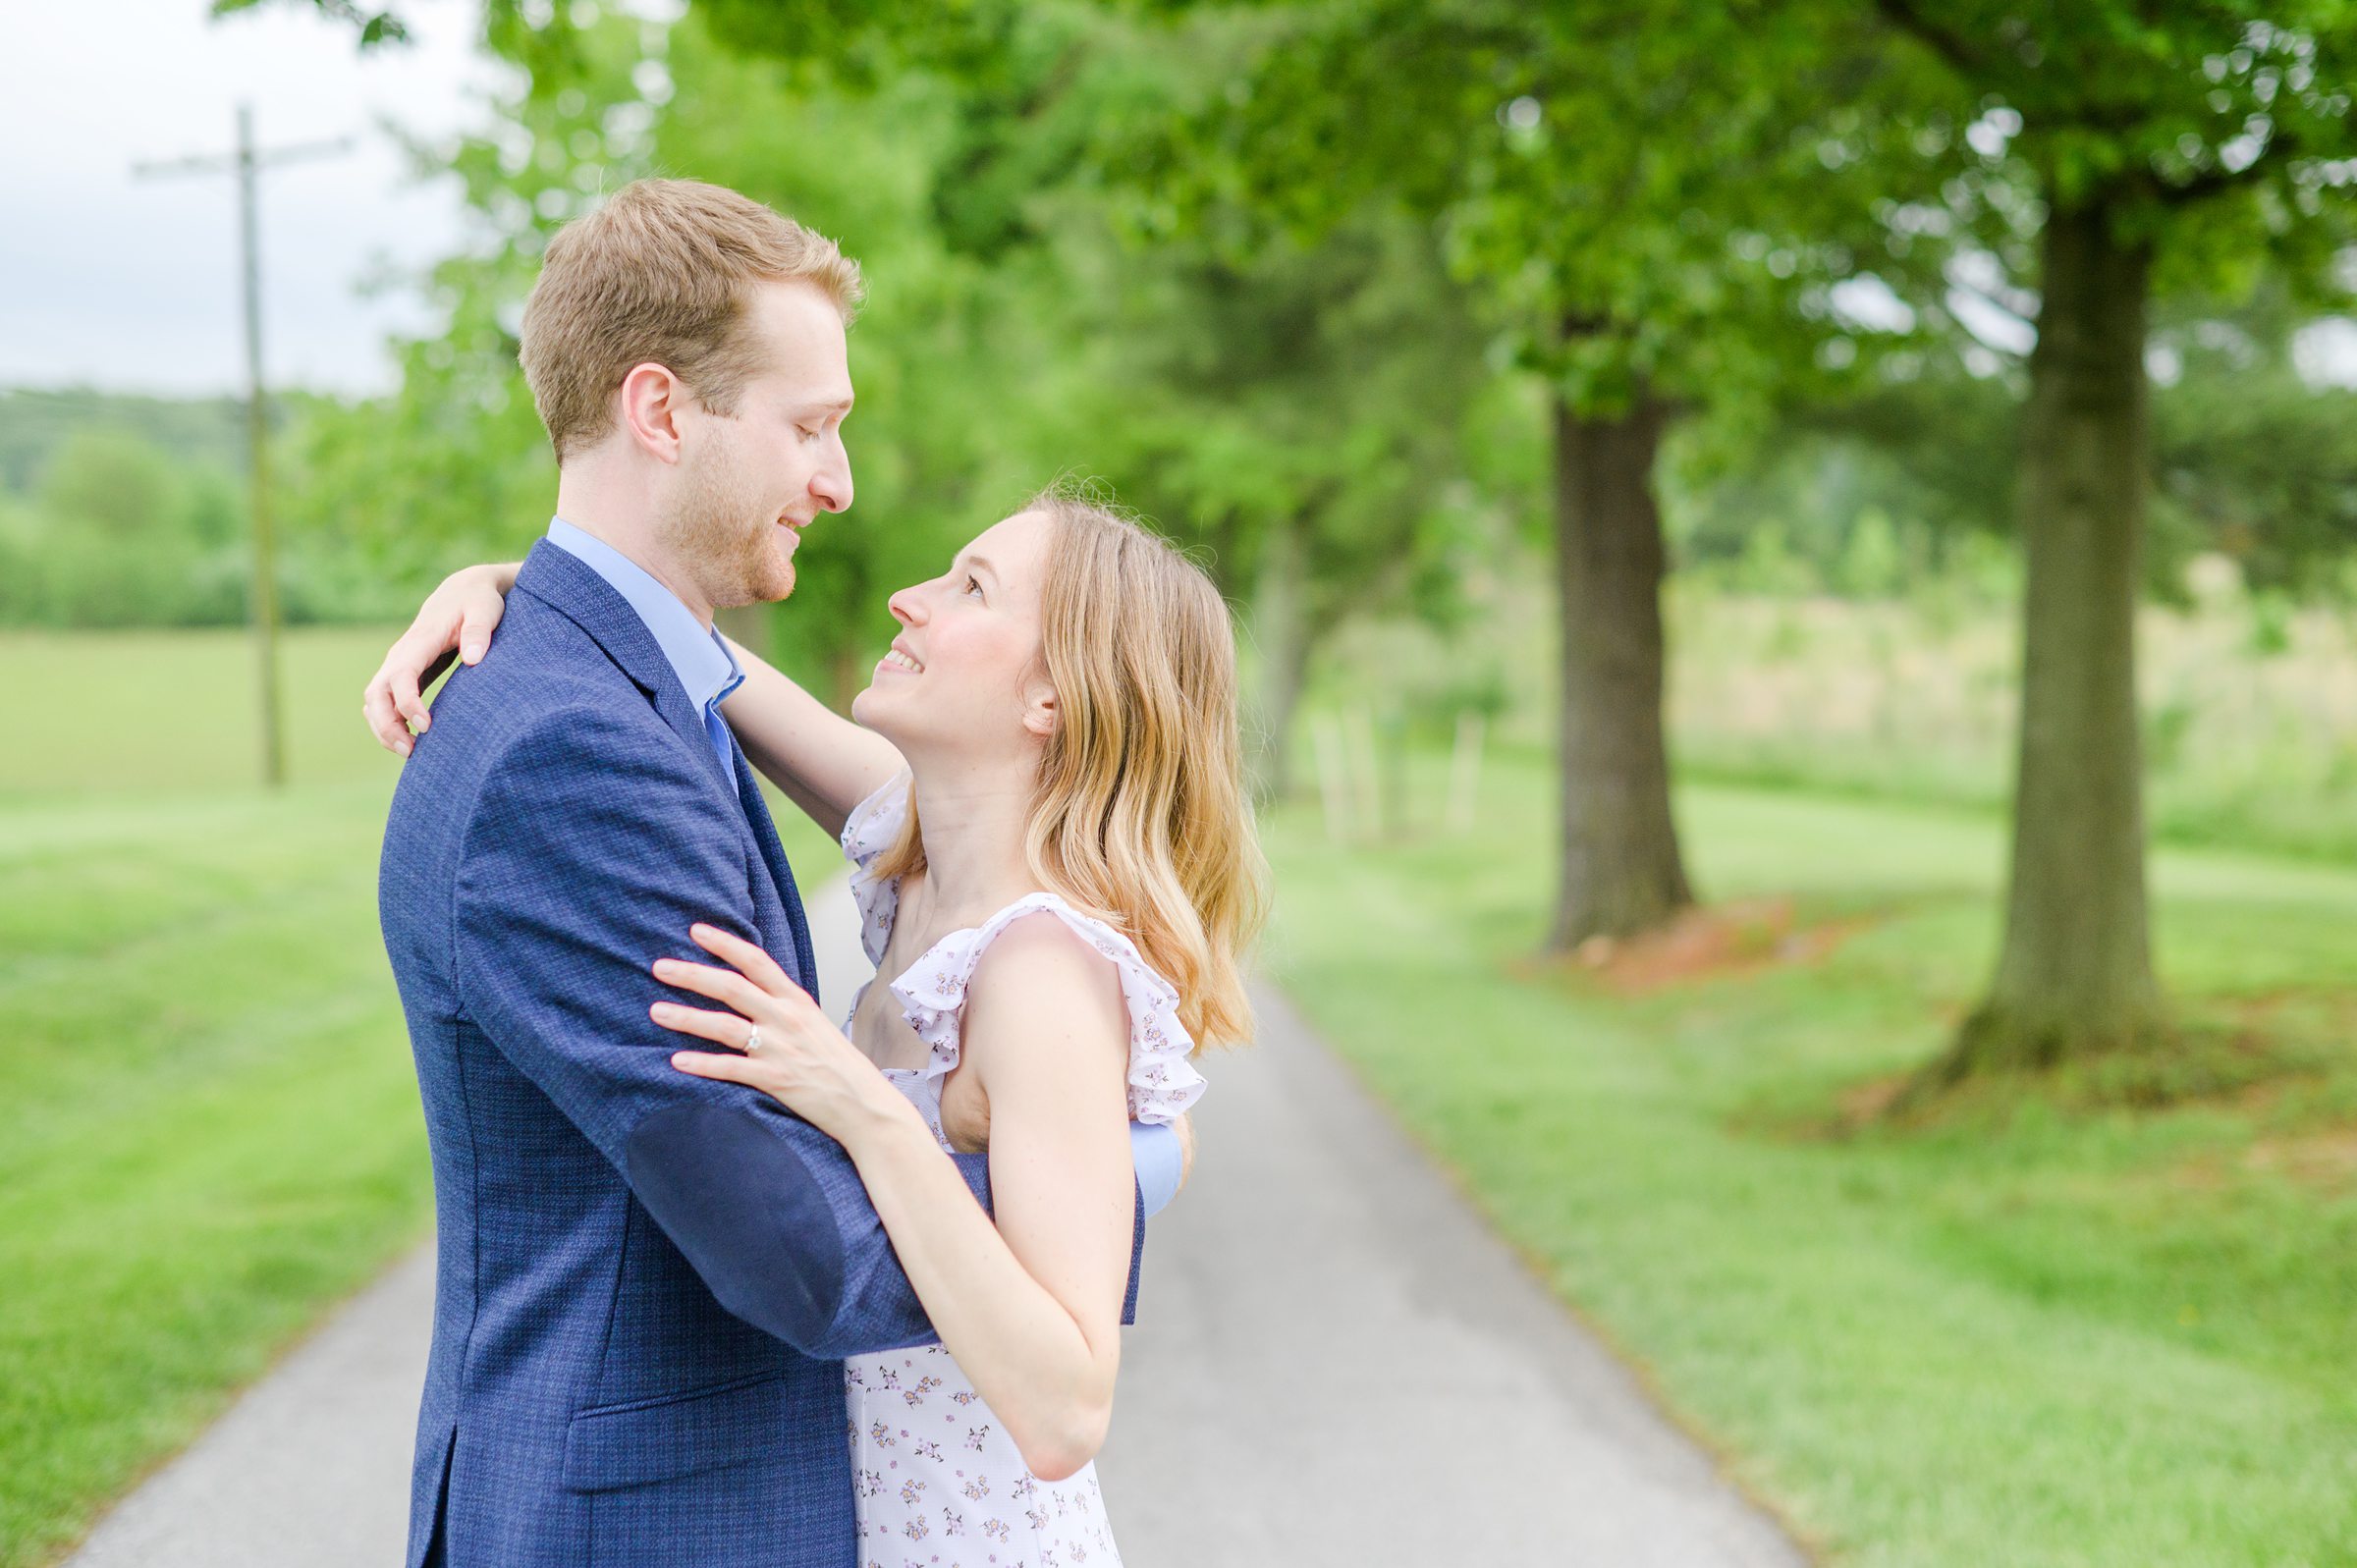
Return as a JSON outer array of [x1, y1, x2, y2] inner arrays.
[[0, 628, 837, 1568], [1, 782, 430, 1566], [1667, 592, 2357, 863], [10, 623, 2353, 1566], [1263, 752, 2357, 1567], [0, 628, 411, 799], [1317, 582, 2357, 863]]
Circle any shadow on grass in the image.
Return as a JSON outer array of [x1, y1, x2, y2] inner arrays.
[[1737, 990, 2353, 1164]]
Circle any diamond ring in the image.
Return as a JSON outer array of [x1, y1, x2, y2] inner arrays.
[[743, 1026, 763, 1055]]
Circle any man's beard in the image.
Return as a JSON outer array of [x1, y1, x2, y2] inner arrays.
[[661, 430, 795, 609]]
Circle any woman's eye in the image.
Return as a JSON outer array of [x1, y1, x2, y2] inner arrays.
[[962, 574, 984, 597]]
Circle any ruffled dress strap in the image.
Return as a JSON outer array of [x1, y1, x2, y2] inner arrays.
[[888, 891, 1206, 1126], [840, 768, 913, 969]]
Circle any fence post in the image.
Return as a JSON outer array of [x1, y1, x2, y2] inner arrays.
[[1448, 710, 1486, 833]]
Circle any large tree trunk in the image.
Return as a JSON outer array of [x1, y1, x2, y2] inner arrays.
[[1938, 198, 2163, 1078], [1546, 386, 1694, 949], [1247, 510, 1314, 803]]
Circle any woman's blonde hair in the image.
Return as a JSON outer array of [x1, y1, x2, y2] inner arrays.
[[870, 484, 1269, 1050]]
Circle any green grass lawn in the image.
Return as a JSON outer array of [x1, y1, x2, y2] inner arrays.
[[0, 783, 430, 1567], [1263, 756, 2357, 1566], [0, 629, 839, 1568], [0, 627, 411, 799], [12, 623, 2352, 1566]]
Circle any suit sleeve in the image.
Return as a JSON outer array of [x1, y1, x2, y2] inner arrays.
[[452, 705, 991, 1359]]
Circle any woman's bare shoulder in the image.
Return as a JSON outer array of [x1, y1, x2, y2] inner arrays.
[[959, 908, 1129, 1072]]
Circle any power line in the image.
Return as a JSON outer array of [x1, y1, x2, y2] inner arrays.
[[134, 104, 355, 789]]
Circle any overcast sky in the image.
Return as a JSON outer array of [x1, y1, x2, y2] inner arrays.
[[0, 0, 505, 398], [5, 6, 2351, 402]]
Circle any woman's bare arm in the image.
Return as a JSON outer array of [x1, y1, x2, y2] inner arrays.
[[360, 563, 904, 837], [717, 639, 904, 841], [659, 917, 1136, 1481], [854, 915, 1136, 1479]]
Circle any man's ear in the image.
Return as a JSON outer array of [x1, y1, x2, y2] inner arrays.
[[618, 361, 687, 463], [1019, 676, 1058, 741]]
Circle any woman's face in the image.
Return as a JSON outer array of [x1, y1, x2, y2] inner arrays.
[[851, 510, 1057, 757]]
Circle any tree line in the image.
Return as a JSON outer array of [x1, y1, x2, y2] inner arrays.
[[184, 0, 2357, 1092]]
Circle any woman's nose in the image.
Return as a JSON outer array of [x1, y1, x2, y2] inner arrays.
[[886, 585, 919, 625]]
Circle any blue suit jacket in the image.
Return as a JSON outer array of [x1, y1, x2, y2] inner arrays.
[[379, 542, 1143, 1567]]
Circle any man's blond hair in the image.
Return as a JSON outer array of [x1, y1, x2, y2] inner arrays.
[[519, 179, 864, 462]]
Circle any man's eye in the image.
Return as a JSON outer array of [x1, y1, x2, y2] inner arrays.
[[798, 426, 823, 444]]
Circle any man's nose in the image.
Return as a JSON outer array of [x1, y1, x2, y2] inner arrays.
[[811, 434, 852, 514]]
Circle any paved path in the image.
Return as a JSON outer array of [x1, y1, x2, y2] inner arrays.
[[67, 878, 1806, 1567]]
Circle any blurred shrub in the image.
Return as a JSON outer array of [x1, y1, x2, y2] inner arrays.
[[0, 420, 425, 630], [1, 431, 248, 628]]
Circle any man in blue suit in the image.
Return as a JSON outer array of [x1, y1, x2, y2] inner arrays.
[[377, 180, 1181, 1567]]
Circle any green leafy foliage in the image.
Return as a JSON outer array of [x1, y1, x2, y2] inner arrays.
[[271, 0, 1518, 730], [0, 432, 246, 627], [1112, 0, 1973, 417], [2150, 286, 2357, 594], [210, 0, 411, 48]]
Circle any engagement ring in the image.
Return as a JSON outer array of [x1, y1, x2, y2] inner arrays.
[[743, 1026, 763, 1055]]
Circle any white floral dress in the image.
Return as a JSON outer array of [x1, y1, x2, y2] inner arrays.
[[836, 772, 1205, 1568]]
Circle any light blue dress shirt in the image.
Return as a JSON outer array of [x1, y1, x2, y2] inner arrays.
[[544, 518, 1184, 1217], [547, 517, 743, 786]]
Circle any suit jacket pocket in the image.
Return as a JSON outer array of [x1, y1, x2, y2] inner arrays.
[[562, 1372, 795, 1492]]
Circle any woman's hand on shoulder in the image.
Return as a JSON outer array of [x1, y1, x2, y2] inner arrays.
[[363, 563, 520, 756], [654, 922, 915, 1147]]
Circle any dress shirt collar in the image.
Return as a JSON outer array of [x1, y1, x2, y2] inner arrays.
[[545, 516, 743, 713]]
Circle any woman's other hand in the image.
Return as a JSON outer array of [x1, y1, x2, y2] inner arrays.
[[362, 563, 519, 756], [656, 923, 913, 1146]]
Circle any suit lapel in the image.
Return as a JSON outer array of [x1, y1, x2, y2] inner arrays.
[[730, 735, 817, 1002], [512, 541, 740, 802]]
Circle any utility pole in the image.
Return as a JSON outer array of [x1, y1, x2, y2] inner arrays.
[[136, 106, 353, 788]]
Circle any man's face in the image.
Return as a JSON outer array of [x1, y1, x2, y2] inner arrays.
[[662, 278, 855, 609]]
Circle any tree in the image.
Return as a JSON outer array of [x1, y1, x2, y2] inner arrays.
[[210, 0, 410, 47], [2147, 281, 2357, 597], [1131, 0, 2357, 1066], [284, 0, 1963, 928], [1855, 2, 2357, 1077], [1679, 279, 2357, 605], [1114, 0, 1963, 945], [695, 0, 1507, 784], [14, 430, 247, 627], [1057, 213, 1499, 799]]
